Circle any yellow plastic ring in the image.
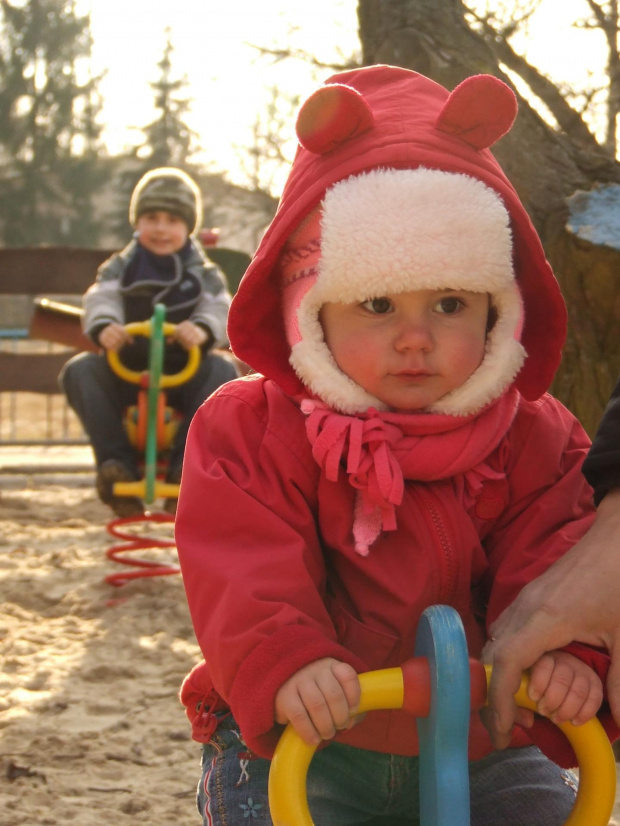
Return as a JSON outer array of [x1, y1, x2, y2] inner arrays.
[[505, 668, 616, 826], [269, 668, 405, 826], [106, 320, 200, 387], [268, 666, 616, 826]]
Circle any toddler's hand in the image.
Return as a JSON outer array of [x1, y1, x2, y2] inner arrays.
[[170, 320, 208, 350], [528, 650, 603, 726], [274, 658, 361, 745], [99, 322, 131, 351]]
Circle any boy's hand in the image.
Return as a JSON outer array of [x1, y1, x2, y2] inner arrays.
[[170, 320, 208, 350], [274, 658, 361, 745], [99, 322, 131, 351], [527, 650, 603, 726]]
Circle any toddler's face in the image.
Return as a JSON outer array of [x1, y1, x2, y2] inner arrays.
[[135, 210, 189, 255], [319, 288, 489, 412]]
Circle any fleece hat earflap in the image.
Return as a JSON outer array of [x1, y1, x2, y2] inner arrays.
[[129, 167, 202, 234], [281, 167, 525, 416]]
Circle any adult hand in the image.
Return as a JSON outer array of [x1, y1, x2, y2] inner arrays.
[[482, 489, 620, 748], [99, 322, 131, 351]]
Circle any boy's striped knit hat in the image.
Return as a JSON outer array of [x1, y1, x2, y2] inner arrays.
[[129, 167, 202, 234]]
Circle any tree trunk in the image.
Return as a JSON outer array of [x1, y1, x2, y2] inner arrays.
[[357, 0, 620, 434]]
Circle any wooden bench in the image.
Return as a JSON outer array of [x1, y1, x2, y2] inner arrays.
[[0, 247, 113, 394], [0, 245, 250, 395]]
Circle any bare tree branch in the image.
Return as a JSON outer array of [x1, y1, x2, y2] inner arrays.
[[574, 0, 620, 151], [467, 0, 542, 39], [465, 2, 603, 152], [246, 43, 359, 72], [358, 0, 620, 431]]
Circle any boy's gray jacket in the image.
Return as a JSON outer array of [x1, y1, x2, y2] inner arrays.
[[82, 239, 231, 347]]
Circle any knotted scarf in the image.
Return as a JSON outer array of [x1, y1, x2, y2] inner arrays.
[[301, 388, 520, 555]]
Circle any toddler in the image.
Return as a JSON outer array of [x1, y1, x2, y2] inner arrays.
[[176, 67, 617, 825]]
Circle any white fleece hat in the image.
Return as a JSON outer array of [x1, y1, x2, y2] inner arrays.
[[281, 167, 526, 416]]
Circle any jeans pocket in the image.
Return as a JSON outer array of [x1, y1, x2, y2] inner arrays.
[[197, 715, 272, 825]]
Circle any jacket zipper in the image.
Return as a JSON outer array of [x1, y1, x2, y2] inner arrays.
[[415, 486, 458, 603]]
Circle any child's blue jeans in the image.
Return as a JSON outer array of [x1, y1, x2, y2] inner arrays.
[[196, 714, 577, 825]]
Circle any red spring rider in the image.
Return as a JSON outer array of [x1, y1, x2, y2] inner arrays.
[[104, 303, 199, 585]]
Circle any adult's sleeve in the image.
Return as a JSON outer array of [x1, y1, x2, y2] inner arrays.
[[582, 374, 620, 504]]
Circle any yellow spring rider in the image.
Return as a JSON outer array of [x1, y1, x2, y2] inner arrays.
[[269, 605, 616, 826], [103, 303, 201, 584], [106, 302, 200, 510]]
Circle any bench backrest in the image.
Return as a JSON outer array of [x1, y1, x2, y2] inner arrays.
[[0, 245, 250, 394], [0, 247, 113, 394]]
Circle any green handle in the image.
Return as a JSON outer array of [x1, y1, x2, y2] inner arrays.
[[144, 304, 166, 505]]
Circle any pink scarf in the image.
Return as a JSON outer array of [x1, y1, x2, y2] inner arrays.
[[301, 389, 520, 555]]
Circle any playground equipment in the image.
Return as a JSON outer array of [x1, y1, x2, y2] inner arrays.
[[104, 303, 199, 586], [104, 512, 179, 586], [106, 302, 200, 508], [268, 605, 616, 826]]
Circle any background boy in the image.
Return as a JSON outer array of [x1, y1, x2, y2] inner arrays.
[[60, 167, 237, 516]]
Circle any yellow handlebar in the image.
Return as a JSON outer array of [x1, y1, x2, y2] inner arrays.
[[268, 665, 616, 826], [269, 667, 405, 826], [106, 320, 201, 388], [507, 669, 616, 825]]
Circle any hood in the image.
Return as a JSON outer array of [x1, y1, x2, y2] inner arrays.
[[228, 65, 566, 405]]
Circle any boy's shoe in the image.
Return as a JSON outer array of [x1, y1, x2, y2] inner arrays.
[[96, 459, 144, 518], [163, 464, 182, 516]]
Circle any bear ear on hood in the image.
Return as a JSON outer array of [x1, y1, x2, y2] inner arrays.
[[296, 83, 374, 155], [297, 73, 517, 156], [435, 74, 518, 149]]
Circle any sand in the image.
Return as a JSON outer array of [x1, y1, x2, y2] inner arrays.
[[0, 477, 202, 825], [1, 472, 620, 825]]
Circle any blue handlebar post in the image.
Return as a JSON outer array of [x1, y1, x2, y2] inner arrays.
[[415, 605, 471, 826]]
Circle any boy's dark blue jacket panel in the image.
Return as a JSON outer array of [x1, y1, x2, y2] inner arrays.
[[82, 238, 232, 372], [583, 374, 620, 504]]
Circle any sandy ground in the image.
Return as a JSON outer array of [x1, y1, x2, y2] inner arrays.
[[1, 467, 620, 825], [0, 474, 202, 825]]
